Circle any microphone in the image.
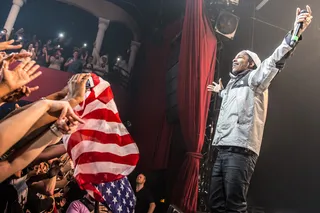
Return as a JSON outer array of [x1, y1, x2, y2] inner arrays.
[[290, 9, 308, 46]]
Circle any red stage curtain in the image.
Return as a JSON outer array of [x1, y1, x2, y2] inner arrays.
[[174, 0, 217, 211], [128, 20, 183, 170]]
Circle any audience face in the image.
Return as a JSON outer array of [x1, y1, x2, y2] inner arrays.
[[136, 174, 146, 184], [34, 162, 49, 174], [55, 50, 61, 58], [28, 43, 33, 51], [73, 51, 79, 59], [102, 56, 108, 64], [42, 46, 47, 53], [87, 56, 93, 63]]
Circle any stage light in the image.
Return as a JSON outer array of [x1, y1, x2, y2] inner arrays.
[[117, 56, 121, 61], [204, 0, 240, 39], [57, 45, 61, 48], [83, 43, 87, 47], [59, 33, 64, 38], [215, 11, 240, 40]]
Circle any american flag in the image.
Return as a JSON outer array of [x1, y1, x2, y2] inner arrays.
[[97, 176, 136, 212], [63, 74, 139, 210]]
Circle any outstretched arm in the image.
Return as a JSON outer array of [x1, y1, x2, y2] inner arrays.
[[248, 5, 312, 93]]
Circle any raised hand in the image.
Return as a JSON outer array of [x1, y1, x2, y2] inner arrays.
[[67, 73, 91, 103], [295, 5, 313, 36], [1, 57, 42, 92], [0, 40, 22, 51], [207, 78, 224, 93], [1, 85, 39, 103], [55, 117, 79, 135], [46, 100, 84, 124]]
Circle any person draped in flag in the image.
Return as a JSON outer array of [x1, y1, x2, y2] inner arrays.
[[62, 73, 139, 212]]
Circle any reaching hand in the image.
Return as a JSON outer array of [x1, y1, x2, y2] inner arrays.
[[55, 117, 79, 135], [67, 73, 91, 103], [46, 100, 84, 124], [1, 86, 39, 103], [207, 78, 224, 93], [1, 57, 42, 92], [0, 40, 22, 51], [0, 52, 32, 66], [295, 5, 313, 36]]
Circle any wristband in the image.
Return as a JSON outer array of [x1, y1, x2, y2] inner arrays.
[[50, 124, 63, 138]]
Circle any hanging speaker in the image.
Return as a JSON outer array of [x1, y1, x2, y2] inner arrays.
[[215, 10, 240, 40]]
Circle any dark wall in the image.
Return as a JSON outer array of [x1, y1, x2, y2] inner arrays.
[[217, 0, 320, 211]]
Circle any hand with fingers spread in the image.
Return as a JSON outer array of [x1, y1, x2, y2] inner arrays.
[[1, 57, 42, 92], [1, 85, 39, 103], [0, 40, 23, 51], [295, 5, 313, 37], [0, 52, 32, 65], [207, 78, 224, 93], [66, 73, 91, 103]]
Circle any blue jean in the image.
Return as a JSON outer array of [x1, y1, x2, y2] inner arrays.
[[209, 146, 258, 213]]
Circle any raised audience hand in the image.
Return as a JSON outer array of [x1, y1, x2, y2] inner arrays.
[[0, 40, 23, 51], [1, 57, 42, 92], [1, 85, 39, 103], [67, 73, 91, 103], [55, 117, 79, 135], [0, 52, 32, 65], [46, 100, 84, 124]]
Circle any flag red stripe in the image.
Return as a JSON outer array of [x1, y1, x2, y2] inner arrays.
[[82, 108, 121, 123], [91, 72, 101, 86], [75, 152, 139, 166], [76, 85, 113, 115], [76, 173, 124, 186], [96, 85, 114, 105], [67, 130, 135, 153]]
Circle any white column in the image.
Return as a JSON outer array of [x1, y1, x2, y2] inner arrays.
[[127, 40, 141, 73], [4, 0, 25, 37], [92, 17, 109, 63]]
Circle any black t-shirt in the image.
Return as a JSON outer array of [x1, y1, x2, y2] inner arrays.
[[25, 186, 54, 213], [0, 183, 23, 213], [134, 187, 154, 213]]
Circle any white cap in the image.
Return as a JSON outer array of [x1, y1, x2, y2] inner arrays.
[[243, 50, 261, 67]]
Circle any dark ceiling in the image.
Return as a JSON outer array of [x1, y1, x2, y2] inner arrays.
[[107, 0, 185, 35]]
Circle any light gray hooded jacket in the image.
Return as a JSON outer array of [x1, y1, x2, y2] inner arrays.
[[213, 33, 298, 155]]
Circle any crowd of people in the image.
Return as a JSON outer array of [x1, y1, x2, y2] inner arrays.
[[0, 39, 155, 213], [0, 28, 112, 78]]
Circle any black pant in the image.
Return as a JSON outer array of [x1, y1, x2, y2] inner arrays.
[[209, 146, 258, 213]]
